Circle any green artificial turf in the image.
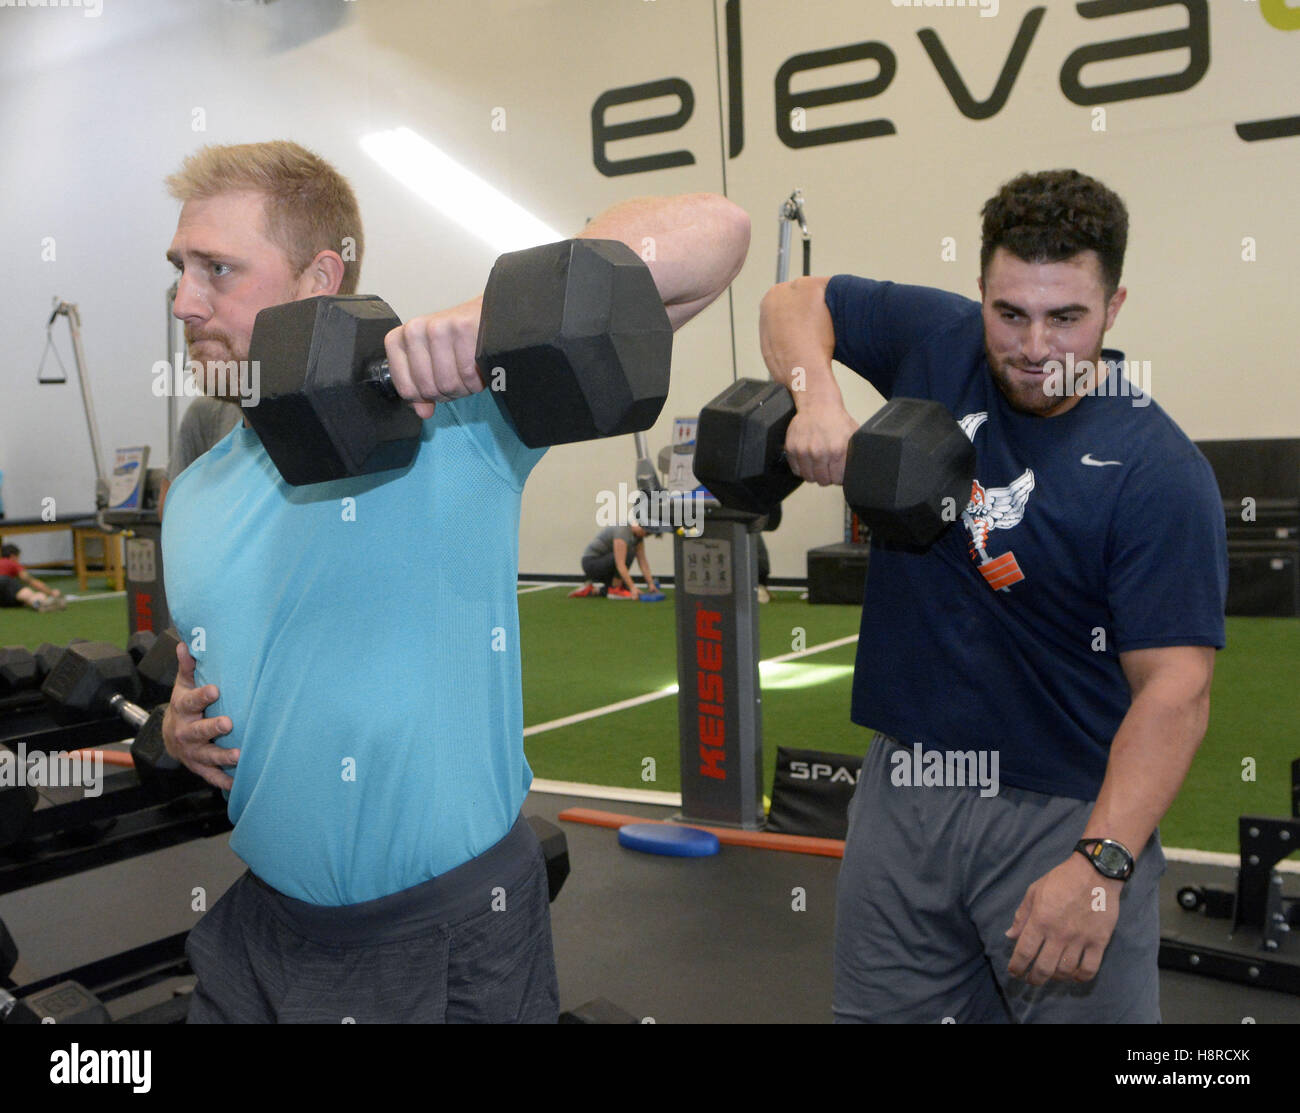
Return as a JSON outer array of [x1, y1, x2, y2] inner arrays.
[[1160, 618, 1300, 851], [4, 578, 1295, 855], [518, 588, 1299, 855], [0, 573, 123, 647], [520, 586, 863, 797]]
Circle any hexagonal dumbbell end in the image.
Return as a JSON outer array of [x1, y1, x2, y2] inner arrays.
[[843, 398, 976, 549], [132, 706, 196, 797], [0, 786, 37, 849], [525, 816, 570, 903], [693, 378, 802, 514], [127, 630, 156, 665], [41, 642, 142, 719], [34, 640, 86, 684], [137, 627, 182, 705], [0, 647, 38, 695], [34, 643, 65, 681], [0, 909, 18, 980], [477, 239, 672, 448], [247, 295, 422, 486]]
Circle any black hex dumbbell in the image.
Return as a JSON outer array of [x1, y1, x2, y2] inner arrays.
[[525, 816, 570, 903], [135, 628, 182, 705], [689, 381, 803, 515], [245, 239, 672, 486], [33, 639, 90, 686], [0, 648, 38, 696], [127, 630, 156, 666], [40, 632, 179, 709], [41, 642, 141, 719], [40, 642, 192, 793], [692, 380, 976, 549], [0, 915, 17, 985], [0, 787, 37, 851]]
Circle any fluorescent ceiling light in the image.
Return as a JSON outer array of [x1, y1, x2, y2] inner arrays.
[[361, 126, 563, 253]]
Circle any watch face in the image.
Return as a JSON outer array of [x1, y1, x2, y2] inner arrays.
[[1097, 844, 1128, 874]]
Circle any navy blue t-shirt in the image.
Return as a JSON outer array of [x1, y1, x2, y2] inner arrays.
[[825, 276, 1227, 800]]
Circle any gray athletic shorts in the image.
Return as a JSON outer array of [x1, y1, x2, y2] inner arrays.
[[185, 813, 559, 1023], [833, 734, 1165, 1024]]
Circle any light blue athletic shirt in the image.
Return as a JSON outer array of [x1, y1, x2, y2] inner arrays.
[[162, 391, 545, 906]]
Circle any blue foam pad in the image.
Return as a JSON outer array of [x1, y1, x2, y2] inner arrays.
[[617, 823, 720, 857], [638, 591, 665, 603]]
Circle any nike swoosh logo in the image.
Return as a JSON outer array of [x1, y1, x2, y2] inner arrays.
[[1081, 454, 1123, 467]]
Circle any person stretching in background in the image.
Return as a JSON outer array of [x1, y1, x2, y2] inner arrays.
[[570, 523, 662, 599]]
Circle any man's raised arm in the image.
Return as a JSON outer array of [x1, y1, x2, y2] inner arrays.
[[580, 193, 751, 331], [384, 193, 750, 417]]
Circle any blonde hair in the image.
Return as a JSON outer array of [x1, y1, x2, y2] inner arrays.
[[166, 141, 364, 294]]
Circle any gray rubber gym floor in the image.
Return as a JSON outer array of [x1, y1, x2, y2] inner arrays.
[[3, 790, 1298, 1024]]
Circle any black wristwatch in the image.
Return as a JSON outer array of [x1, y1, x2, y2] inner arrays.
[[1074, 838, 1135, 881]]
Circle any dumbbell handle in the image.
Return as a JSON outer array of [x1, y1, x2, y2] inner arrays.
[[94, 694, 179, 776], [363, 357, 400, 399], [105, 692, 149, 732]]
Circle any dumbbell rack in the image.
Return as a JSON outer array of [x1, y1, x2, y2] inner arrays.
[[0, 713, 231, 896], [0, 689, 230, 1022], [2, 930, 195, 1024]]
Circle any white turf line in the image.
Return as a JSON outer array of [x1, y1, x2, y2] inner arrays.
[[521, 633, 860, 739]]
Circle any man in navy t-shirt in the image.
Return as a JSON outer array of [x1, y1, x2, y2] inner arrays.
[[760, 169, 1226, 1023]]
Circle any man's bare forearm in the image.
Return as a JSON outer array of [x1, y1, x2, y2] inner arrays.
[[579, 194, 751, 330], [1083, 656, 1214, 858], [759, 276, 843, 411]]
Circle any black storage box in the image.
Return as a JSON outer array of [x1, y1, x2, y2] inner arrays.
[[1226, 541, 1299, 617], [807, 542, 870, 605]]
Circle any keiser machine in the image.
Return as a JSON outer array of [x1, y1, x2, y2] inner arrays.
[[665, 190, 810, 830]]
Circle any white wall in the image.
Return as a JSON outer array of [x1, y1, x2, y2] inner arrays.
[[2, 0, 1295, 578]]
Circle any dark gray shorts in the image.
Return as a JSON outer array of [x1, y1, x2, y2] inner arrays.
[[833, 735, 1165, 1024], [185, 814, 558, 1023], [582, 552, 618, 585], [0, 576, 23, 607]]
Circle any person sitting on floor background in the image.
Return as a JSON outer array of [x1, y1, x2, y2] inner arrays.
[[0, 543, 67, 611]]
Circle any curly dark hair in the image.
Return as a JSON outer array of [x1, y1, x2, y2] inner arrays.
[[980, 169, 1128, 297]]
